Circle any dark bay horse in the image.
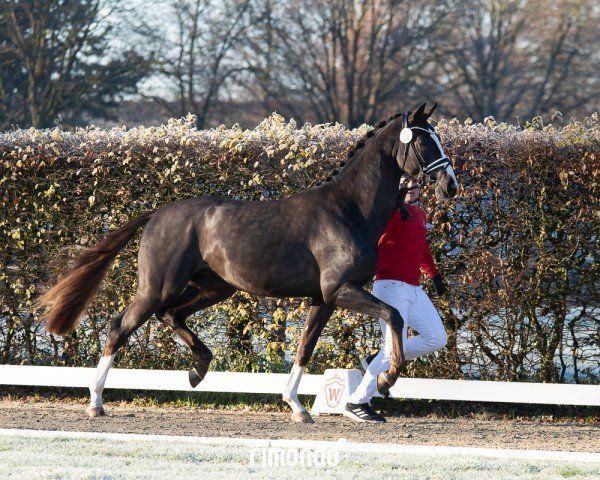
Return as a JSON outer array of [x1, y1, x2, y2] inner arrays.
[[37, 103, 458, 423]]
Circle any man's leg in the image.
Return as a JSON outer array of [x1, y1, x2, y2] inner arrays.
[[346, 280, 410, 406], [403, 286, 447, 359]]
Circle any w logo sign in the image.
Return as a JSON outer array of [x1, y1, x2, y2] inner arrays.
[[324, 376, 345, 408], [311, 368, 362, 416]]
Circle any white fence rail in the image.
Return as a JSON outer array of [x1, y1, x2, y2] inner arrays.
[[1, 365, 599, 406]]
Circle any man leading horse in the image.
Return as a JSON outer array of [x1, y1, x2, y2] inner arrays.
[[37, 103, 458, 424]]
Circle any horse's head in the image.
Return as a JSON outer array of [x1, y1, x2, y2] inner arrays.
[[395, 103, 458, 200]]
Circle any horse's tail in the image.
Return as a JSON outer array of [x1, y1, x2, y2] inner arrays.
[[37, 211, 155, 336]]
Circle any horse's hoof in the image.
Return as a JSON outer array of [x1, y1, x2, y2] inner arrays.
[[86, 406, 105, 417], [291, 411, 314, 424], [189, 368, 203, 388], [376, 372, 392, 398]]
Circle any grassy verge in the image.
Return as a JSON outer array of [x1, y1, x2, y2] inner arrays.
[[2, 433, 600, 480]]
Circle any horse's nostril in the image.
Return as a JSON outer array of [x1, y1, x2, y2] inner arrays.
[[448, 182, 457, 196]]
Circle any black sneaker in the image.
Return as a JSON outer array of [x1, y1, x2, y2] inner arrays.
[[360, 351, 380, 371], [343, 402, 386, 423]]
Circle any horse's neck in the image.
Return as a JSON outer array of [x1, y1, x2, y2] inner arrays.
[[332, 124, 401, 234]]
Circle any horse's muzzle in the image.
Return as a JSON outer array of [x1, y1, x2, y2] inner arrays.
[[435, 171, 458, 199]]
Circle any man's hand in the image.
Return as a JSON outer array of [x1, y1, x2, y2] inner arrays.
[[432, 274, 446, 296]]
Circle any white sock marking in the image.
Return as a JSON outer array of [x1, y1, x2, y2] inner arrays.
[[89, 354, 114, 410]]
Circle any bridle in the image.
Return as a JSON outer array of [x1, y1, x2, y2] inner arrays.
[[398, 112, 451, 187]]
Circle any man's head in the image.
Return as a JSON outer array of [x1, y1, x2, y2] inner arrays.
[[400, 174, 420, 204]]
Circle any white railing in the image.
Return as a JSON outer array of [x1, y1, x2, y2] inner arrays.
[[1, 365, 599, 406]]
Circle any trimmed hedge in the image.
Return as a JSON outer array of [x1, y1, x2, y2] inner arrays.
[[1, 113, 598, 383]]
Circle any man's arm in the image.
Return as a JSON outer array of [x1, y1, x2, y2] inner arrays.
[[421, 241, 445, 296]]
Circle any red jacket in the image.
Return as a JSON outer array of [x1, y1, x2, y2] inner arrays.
[[375, 204, 439, 285]]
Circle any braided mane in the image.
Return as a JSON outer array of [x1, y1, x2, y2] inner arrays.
[[314, 112, 404, 186]]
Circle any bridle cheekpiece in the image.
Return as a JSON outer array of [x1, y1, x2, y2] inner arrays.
[[399, 112, 451, 184]]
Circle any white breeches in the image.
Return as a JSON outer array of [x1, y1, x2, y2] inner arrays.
[[348, 279, 447, 404]]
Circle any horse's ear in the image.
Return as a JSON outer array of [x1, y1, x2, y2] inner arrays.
[[409, 103, 427, 122], [425, 102, 438, 117]]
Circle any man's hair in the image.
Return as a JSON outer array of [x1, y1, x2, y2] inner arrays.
[[396, 187, 413, 221]]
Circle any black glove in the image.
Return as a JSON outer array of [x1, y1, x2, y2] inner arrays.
[[432, 274, 446, 296]]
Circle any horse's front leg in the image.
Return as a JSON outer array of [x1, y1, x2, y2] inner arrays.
[[328, 283, 406, 396], [283, 302, 335, 423]]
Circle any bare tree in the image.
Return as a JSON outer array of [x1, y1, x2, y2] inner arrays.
[[432, 0, 600, 122], [244, 0, 453, 127], [0, 0, 151, 129], [149, 0, 253, 129], [524, 0, 600, 118], [0, 11, 26, 129]]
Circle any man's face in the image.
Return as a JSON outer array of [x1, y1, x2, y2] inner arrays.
[[403, 178, 420, 204]]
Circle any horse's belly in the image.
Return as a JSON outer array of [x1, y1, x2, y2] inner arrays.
[[197, 201, 323, 297], [204, 248, 321, 298]]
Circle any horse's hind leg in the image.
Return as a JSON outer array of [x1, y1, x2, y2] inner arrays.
[[86, 310, 123, 417], [86, 293, 160, 417], [158, 282, 236, 387]]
